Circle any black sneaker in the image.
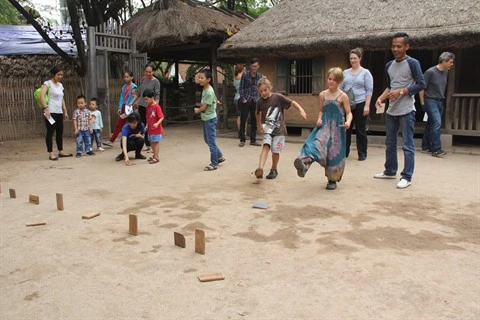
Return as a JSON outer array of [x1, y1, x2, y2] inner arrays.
[[326, 181, 337, 190], [86, 151, 95, 156], [266, 169, 278, 179], [432, 149, 447, 157], [135, 154, 147, 160], [75, 153, 81, 158], [294, 158, 307, 178], [250, 141, 261, 146], [115, 153, 124, 161]]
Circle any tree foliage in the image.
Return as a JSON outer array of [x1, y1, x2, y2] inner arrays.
[[0, 0, 24, 24]]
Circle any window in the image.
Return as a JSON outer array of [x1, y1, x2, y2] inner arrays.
[[276, 58, 324, 95]]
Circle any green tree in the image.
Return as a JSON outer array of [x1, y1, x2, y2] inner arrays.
[[0, 0, 24, 24]]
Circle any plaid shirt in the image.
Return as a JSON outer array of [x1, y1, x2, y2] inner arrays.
[[239, 71, 263, 103], [73, 108, 91, 131]]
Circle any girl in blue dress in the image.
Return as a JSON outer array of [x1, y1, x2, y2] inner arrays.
[[294, 67, 353, 190]]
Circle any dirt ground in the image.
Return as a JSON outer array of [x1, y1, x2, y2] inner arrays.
[[0, 123, 479, 320]]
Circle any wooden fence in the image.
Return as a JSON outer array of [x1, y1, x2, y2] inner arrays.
[[0, 77, 123, 142], [447, 94, 480, 136]]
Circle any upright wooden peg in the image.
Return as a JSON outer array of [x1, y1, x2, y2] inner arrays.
[[9, 189, 16, 199], [56, 193, 64, 211], [195, 229, 205, 254], [174, 232, 186, 248], [129, 214, 138, 236], [29, 194, 40, 205]]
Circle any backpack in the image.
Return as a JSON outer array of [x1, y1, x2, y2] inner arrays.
[[34, 81, 51, 109]]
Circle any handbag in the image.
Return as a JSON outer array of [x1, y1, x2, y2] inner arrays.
[[345, 69, 363, 110]]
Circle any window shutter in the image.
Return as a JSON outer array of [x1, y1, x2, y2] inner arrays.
[[276, 59, 289, 94], [312, 57, 324, 94]]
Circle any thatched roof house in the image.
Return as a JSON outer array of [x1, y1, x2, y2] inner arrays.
[[124, 0, 252, 61], [218, 0, 480, 58]]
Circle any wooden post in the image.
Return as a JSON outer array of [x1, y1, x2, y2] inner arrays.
[[222, 79, 229, 129], [445, 49, 460, 133], [129, 214, 138, 236], [56, 193, 64, 211], [87, 26, 98, 102], [195, 229, 205, 254], [104, 50, 112, 137], [9, 189, 16, 199], [210, 45, 220, 128]]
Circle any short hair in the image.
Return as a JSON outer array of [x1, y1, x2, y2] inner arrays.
[[392, 32, 410, 44], [127, 112, 140, 123], [327, 67, 344, 83], [250, 57, 260, 65], [90, 97, 98, 103], [257, 76, 273, 90], [142, 89, 155, 98], [50, 66, 63, 76], [199, 68, 213, 80], [77, 94, 86, 101], [439, 52, 455, 63], [350, 47, 363, 59]]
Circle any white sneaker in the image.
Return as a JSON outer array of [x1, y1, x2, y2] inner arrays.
[[374, 172, 396, 179], [396, 178, 411, 189], [98, 147, 105, 152]]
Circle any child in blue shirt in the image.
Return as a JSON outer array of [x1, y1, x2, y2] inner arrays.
[[89, 98, 104, 151]]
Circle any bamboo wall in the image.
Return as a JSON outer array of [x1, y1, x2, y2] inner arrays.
[[0, 77, 123, 142]]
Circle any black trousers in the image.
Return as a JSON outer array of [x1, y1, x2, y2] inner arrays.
[[239, 100, 257, 143], [138, 106, 150, 147], [121, 137, 144, 155], [45, 113, 64, 153], [346, 101, 368, 158]]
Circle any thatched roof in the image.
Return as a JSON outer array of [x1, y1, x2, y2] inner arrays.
[[218, 0, 480, 59], [124, 0, 252, 61]]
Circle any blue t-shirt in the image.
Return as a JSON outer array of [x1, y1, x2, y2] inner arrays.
[[121, 122, 145, 138]]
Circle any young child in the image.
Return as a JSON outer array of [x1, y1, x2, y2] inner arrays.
[[254, 77, 307, 179], [89, 98, 104, 151], [143, 89, 164, 164], [115, 112, 146, 166], [73, 95, 95, 158], [294, 67, 352, 190], [194, 69, 225, 171]]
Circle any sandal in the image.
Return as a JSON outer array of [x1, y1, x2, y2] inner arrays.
[[218, 156, 226, 164], [58, 153, 73, 158], [204, 165, 217, 171], [49, 156, 58, 161], [148, 158, 159, 164]]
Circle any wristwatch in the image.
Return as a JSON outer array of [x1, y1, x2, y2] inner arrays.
[[399, 89, 405, 96]]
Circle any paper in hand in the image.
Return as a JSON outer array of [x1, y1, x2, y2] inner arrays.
[[44, 113, 55, 125], [376, 103, 385, 114]]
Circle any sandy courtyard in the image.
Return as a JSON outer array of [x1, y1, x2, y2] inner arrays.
[[0, 123, 479, 319]]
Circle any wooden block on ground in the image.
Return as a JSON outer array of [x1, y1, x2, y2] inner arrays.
[[9, 189, 16, 199], [174, 232, 186, 248], [198, 273, 225, 282], [82, 212, 100, 220], [195, 229, 205, 254], [129, 214, 138, 236], [26, 222, 46, 227], [29, 194, 40, 205], [56, 193, 64, 211]]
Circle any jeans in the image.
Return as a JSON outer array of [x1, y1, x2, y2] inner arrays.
[[203, 118, 223, 166], [76, 130, 92, 153], [45, 113, 64, 153], [239, 100, 257, 143], [91, 129, 102, 148], [421, 98, 444, 152], [384, 111, 415, 181], [346, 101, 368, 158], [121, 137, 144, 155]]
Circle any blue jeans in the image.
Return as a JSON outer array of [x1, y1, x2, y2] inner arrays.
[[421, 98, 443, 152], [203, 118, 223, 166], [76, 130, 92, 153], [384, 111, 415, 181], [91, 129, 102, 148]]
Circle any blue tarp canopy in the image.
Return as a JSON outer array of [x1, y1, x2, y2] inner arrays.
[[0, 25, 82, 55]]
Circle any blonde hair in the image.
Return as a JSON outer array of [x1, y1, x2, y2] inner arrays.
[[257, 76, 273, 90], [328, 67, 344, 83]]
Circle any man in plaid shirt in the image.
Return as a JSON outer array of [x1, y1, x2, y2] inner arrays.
[[238, 57, 262, 147]]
